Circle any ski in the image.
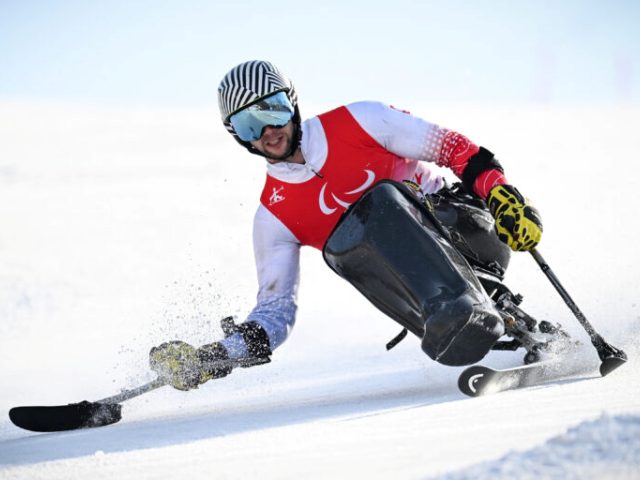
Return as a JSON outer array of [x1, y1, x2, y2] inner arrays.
[[457, 357, 596, 397]]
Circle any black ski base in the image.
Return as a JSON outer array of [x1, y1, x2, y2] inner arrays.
[[9, 401, 122, 432]]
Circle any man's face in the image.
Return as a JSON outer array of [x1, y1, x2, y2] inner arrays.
[[249, 121, 295, 163]]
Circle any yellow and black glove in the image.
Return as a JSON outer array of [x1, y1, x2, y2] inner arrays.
[[486, 184, 543, 252], [149, 340, 232, 391]]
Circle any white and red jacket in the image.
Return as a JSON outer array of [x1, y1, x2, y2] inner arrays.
[[221, 101, 506, 358]]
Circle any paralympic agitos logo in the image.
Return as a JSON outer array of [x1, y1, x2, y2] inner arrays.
[[318, 169, 376, 215]]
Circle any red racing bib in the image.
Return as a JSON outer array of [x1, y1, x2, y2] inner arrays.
[[260, 106, 420, 249]]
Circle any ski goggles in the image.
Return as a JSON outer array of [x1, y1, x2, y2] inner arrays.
[[229, 91, 295, 142]]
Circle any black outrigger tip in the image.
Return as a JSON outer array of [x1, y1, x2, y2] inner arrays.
[[597, 345, 628, 377], [9, 401, 122, 432], [599, 356, 627, 377], [593, 336, 627, 377]]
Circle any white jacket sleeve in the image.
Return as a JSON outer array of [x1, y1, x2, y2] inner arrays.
[[221, 205, 300, 358], [346, 101, 449, 164], [345, 101, 448, 193]]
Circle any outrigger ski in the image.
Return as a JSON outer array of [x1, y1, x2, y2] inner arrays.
[[8, 354, 271, 433]]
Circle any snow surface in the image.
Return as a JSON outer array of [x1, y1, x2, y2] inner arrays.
[[0, 101, 639, 479]]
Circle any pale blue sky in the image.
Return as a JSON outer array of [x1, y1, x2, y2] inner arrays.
[[1, 0, 638, 108]]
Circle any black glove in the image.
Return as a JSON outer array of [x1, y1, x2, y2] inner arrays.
[[486, 184, 543, 251]]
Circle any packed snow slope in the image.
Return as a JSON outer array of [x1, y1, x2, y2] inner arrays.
[[0, 101, 639, 479]]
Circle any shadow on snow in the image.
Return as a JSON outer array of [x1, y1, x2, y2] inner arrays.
[[0, 365, 459, 466]]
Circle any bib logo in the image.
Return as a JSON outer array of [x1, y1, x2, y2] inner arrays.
[[269, 186, 285, 206], [319, 169, 376, 215]]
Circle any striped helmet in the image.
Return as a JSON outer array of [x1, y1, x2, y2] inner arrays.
[[218, 60, 300, 156]]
